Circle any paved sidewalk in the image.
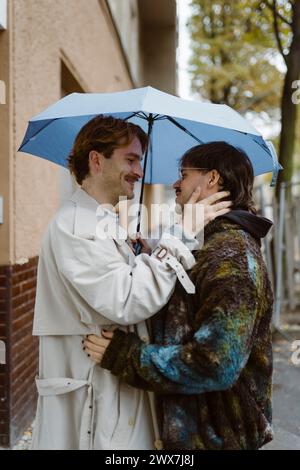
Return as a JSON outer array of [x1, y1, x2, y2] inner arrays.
[[12, 424, 33, 450], [263, 328, 300, 450]]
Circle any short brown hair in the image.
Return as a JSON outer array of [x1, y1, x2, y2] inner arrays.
[[68, 115, 148, 185], [180, 141, 256, 213]]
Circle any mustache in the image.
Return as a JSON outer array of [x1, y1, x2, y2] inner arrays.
[[125, 176, 139, 183]]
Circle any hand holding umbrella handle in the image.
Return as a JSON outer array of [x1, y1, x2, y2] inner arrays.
[[132, 234, 152, 256], [134, 241, 142, 255]]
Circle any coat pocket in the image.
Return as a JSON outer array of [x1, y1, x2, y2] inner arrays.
[[35, 376, 89, 396], [33, 375, 95, 449]]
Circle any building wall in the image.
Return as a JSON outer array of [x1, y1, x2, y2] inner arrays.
[[139, 0, 177, 94], [107, 0, 141, 86], [0, 1, 12, 266], [0, 264, 10, 446], [0, 257, 39, 447], [13, 0, 132, 264], [108, 0, 177, 94], [141, 26, 177, 94], [4, 258, 39, 446], [0, 0, 133, 447]]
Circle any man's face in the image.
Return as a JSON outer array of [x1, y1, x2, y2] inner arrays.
[[173, 167, 216, 208], [101, 136, 144, 203]]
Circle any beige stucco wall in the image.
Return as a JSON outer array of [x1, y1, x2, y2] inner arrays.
[[12, 0, 132, 263], [107, 0, 141, 86], [108, 0, 177, 93], [0, 0, 12, 265]]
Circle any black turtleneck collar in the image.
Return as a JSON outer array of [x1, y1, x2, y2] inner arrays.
[[219, 209, 273, 239]]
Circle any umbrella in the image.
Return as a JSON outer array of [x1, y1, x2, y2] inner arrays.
[[19, 86, 282, 249]]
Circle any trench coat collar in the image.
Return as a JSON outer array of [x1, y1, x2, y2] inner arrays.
[[70, 187, 102, 210], [69, 188, 127, 246]]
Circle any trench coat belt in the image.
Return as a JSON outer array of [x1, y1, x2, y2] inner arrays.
[[35, 368, 95, 450]]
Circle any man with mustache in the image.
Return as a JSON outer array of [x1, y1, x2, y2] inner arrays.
[[31, 116, 231, 450], [84, 141, 274, 450]]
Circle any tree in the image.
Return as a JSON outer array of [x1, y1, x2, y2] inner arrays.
[[258, 1, 300, 194], [188, 0, 300, 194], [188, 0, 283, 119]]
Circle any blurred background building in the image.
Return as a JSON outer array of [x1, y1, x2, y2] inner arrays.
[[0, 0, 177, 447]]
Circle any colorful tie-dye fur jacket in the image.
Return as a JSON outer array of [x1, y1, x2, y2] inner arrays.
[[101, 211, 274, 450]]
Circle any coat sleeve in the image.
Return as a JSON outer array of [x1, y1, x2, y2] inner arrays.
[[100, 234, 262, 394], [51, 214, 197, 326]]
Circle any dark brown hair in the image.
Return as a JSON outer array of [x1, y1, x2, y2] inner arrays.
[[68, 115, 148, 184], [180, 141, 256, 213]]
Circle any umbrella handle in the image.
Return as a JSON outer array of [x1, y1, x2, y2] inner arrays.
[[136, 115, 154, 248], [134, 241, 142, 256]]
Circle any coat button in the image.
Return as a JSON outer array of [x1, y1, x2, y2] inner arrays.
[[128, 418, 135, 427]]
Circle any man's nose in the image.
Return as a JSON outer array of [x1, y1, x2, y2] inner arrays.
[[173, 180, 181, 189], [134, 162, 144, 179]]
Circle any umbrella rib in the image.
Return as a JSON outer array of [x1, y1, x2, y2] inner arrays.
[[123, 112, 140, 121], [155, 116, 168, 121], [251, 136, 279, 161], [140, 112, 151, 120], [166, 117, 204, 144], [251, 137, 281, 186], [124, 112, 163, 122], [19, 118, 59, 149], [152, 114, 162, 120], [125, 112, 151, 121], [252, 137, 271, 153]]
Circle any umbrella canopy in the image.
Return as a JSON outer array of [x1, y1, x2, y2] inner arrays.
[[19, 86, 282, 186]]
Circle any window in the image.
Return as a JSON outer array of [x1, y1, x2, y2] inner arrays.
[[61, 60, 85, 97]]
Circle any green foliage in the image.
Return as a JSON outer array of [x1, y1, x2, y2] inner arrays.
[[188, 0, 286, 119], [258, 0, 293, 53], [296, 123, 300, 169], [188, 0, 300, 182]]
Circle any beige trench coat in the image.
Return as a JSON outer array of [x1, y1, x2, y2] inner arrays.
[[31, 188, 197, 450]]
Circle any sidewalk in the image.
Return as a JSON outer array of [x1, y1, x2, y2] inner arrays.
[[263, 326, 300, 450]]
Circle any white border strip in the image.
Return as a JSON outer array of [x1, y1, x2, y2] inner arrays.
[[0, 0, 7, 30]]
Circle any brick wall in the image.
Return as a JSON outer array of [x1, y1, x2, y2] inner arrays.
[[0, 257, 39, 447], [0, 266, 10, 447]]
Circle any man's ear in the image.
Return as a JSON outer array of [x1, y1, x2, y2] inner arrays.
[[88, 150, 102, 175], [207, 170, 222, 189]]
